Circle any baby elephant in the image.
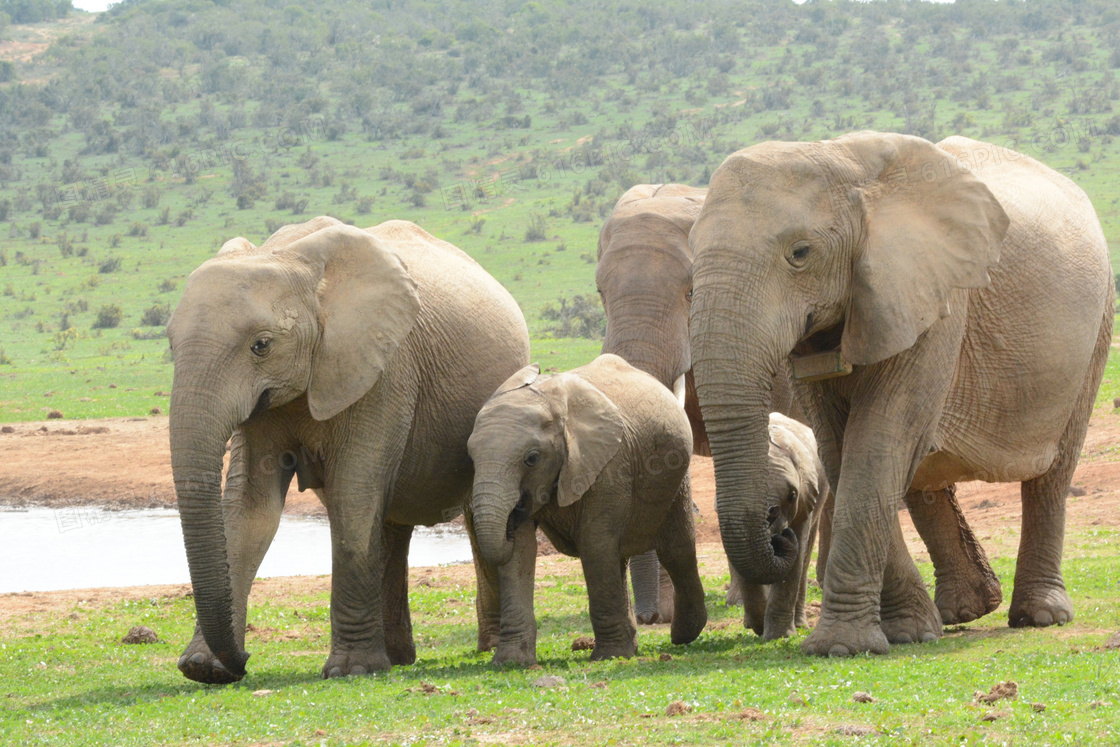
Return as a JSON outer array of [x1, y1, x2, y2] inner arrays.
[[737, 413, 828, 640], [466, 354, 707, 666]]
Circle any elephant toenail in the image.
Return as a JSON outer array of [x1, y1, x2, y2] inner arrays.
[[921, 632, 937, 643], [1034, 611, 1053, 626], [350, 666, 367, 675], [828, 645, 850, 657], [189, 652, 207, 665], [328, 667, 343, 678]]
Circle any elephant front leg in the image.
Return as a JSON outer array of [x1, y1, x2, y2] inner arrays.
[[179, 434, 285, 684], [761, 520, 815, 640], [802, 456, 894, 657], [581, 551, 638, 660], [381, 523, 416, 666], [322, 496, 392, 678], [740, 583, 769, 637], [904, 487, 1001, 624], [878, 511, 942, 645], [493, 519, 538, 667]]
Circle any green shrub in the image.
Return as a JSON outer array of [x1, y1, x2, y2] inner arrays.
[[524, 213, 548, 242], [157, 279, 177, 293], [98, 256, 121, 274], [140, 303, 171, 326], [92, 304, 123, 329], [540, 295, 605, 339]]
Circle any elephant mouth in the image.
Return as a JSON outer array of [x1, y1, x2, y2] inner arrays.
[[250, 388, 272, 418], [506, 492, 532, 540]]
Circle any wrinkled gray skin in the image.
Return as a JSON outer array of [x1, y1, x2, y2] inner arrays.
[[467, 355, 706, 666], [168, 217, 529, 683], [690, 132, 1113, 656], [597, 184, 798, 624], [739, 413, 827, 640]]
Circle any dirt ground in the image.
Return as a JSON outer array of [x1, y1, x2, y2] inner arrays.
[[2, 410, 1120, 617]]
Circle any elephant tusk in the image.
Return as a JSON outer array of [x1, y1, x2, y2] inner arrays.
[[672, 374, 687, 409]]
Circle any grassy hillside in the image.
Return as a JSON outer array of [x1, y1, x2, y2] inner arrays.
[[2, 0, 1120, 421]]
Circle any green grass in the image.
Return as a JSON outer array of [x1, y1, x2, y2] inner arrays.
[[2, 526, 1118, 746]]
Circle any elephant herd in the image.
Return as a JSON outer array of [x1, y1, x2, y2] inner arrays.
[[166, 131, 1112, 683]]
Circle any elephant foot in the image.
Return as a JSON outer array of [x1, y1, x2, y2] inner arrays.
[[492, 639, 537, 668], [880, 598, 941, 645], [802, 619, 890, 657], [386, 638, 416, 666], [321, 648, 391, 679], [589, 639, 638, 661], [761, 619, 797, 641], [669, 602, 706, 646], [1009, 584, 1073, 628], [935, 572, 1002, 625], [178, 637, 249, 684]]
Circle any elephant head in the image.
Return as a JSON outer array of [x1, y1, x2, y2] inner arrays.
[[467, 363, 624, 566], [689, 132, 1009, 585], [765, 414, 825, 556], [167, 216, 420, 676], [596, 184, 706, 397]]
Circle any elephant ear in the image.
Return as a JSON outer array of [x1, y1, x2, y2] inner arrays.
[[836, 133, 1010, 366], [546, 374, 625, 507], [283, 223, 420, 421], [493, 363, 541, 397]]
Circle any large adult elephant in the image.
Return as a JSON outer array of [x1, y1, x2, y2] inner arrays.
[[689, 132, 1113, 656], [598, 182, 998, 630], [168, 216, 529, 682]]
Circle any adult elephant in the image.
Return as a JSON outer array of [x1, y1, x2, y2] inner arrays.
[[168, 216, 529, 682], [689, 132, 1112, 656], [598, 183, 998, 630]]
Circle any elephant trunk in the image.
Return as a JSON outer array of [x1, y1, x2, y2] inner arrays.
[[169, 379, 250, 678], [690, 265, 799, 586], [470, 466, 524, 567], [602, 307, 688, 390]]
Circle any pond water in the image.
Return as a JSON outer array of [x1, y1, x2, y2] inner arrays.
[[0, 507, 472, 594]]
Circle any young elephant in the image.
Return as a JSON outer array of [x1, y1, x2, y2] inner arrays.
[[466, 354, 707, 666], [739, 413, 828, 640]]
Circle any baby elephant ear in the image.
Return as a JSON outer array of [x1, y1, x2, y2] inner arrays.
[[550, 374, 625, 507], [283, 223, 421, 421], [835, 132, 1010, 366], [493, 363, 540, 397]]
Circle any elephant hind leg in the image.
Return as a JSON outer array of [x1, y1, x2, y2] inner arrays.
[[1010, 300, 1110, 628], [382, 523, 416, 665], [654, 475, 707, 646], [904, 486, 1001, 625]]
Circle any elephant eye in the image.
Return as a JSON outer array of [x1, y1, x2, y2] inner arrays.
[[789, 243, 811, 266], [787, 488, 798, 503], [686, 287, 693, 301], [250, 338, 271, 356], [524, 450, 541, 467]]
